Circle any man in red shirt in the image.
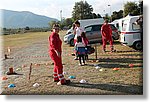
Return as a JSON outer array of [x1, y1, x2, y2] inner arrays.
[[49, 24, 70, 85], [101, 19, 114, 52]]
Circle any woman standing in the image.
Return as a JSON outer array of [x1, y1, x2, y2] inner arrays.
[[49, 24, 70, 85]]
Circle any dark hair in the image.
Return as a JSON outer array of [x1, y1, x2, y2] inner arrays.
[[81, 32, 86, 38], [104, 19, 109, 23], [52, 24, 60, 29], [74, 20, 80, 25], [77, 36, 82, 43], [72, 23, 75, 29]]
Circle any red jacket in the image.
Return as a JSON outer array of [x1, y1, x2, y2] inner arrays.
[[101, 24, 112, 39], [49, 32, 62, 52]]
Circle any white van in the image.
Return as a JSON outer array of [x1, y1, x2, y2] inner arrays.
[[120, 15, 142, 50], [111, 18, 123, 32]]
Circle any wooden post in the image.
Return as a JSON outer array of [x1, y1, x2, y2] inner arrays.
[[95, 44, 97, 60], [4, 54, 8, 59], [9, 67, 14, 74], [29, 63, 32, 80]]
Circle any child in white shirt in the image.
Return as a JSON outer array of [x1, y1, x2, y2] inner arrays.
[[75, 36, 86, 66]]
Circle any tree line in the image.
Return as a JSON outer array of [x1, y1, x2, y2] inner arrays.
[[50, 0, 143, 30]]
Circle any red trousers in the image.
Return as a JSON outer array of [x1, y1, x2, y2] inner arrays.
[[102, 37, 113, 51], [49, 50, 65, 83]]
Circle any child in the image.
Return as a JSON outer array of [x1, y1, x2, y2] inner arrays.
[[73, 20, 85, 60], [75, 36, 86, 66], [81, 32, 89, 60]]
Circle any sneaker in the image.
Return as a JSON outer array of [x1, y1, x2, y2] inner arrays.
[[54, 79, 59, 82], [78, 63, 82, 66], [57, 79, 70, 85], [82, 63, 85, 66], [71, 53, 75, 56]]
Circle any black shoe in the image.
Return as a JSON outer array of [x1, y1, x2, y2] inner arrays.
[[54, 80, 59, 82], [111, 49, 116, 53], [57, 80, 71, 85]]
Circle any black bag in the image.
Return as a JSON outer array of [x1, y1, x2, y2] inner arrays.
[[86, 45, 95, 55]]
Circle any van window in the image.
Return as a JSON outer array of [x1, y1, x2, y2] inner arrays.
[[92, 25, 101, 31], [132, 23, 140, 30], [110, 24, 117, 30], [116, 23, 119, 29], [122, 23, 127, 31], [85, 26, 92, 32]]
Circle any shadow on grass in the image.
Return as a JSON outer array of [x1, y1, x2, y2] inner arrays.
[[85, 57, 143, 68], [98, 57, 142, 63], [68, 82, 143, 95], [116, 50, 142, 53], [119, 54, 143, 57]]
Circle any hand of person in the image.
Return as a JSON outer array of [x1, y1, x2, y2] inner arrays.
[[133, 22, 138, 25], [103, 36, 106, 39], [55, 50, 61, 57]]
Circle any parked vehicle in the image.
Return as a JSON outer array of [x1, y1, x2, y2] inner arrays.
[[78, 18, 104, 28], [65, 18, 104, 35], [119, 15, 142, 50], [64, 23, 119, 46], [66, 27, 74, 35], [111, 18, 123, 33]]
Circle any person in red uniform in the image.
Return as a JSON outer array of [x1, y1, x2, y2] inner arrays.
[[101, 19, 114, 52], [49, 24, 70, 85]]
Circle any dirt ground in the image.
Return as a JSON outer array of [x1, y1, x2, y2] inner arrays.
[[1, 31, 143, 95]]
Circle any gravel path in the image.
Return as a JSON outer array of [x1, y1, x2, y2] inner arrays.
[[2, 39, 51, 74]]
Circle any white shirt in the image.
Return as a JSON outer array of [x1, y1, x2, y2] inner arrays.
[[74, 27, 85, 40], [75, 42, 85, 48]]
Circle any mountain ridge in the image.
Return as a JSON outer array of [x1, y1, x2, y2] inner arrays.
[[0, 9, 59, 28]]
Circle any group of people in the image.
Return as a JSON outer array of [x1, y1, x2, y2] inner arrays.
[[48, 19, 115, 85], [73, 19, 115, 65]]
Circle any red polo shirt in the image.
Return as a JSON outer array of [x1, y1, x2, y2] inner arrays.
[[49, 32, 62, 52]]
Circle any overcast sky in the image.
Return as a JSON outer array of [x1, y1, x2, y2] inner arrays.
[[0, 0, 141, 20]]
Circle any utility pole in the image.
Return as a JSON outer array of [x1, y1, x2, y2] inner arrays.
[[123, 0, 125, 17], [108, 5, 111, 22], [60, 10, 62, 23]]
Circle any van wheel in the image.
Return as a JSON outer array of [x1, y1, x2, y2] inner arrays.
[[133, 41, 142, 50], [70, 39, 74, 46]]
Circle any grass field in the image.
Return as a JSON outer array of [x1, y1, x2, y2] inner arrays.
[[3, 32, 49, 48], [1, 31, 143, 95]]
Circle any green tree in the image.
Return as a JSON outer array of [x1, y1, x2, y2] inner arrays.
[[111, 10, 123, 21], [63, 18, 73, 27], [72, 0, 93, 20], [92, 13, 97, 19], [48, 21, 58, 30], [139, 0, 143, 15], [25, 26, 30, 30], [3, 28, 7, 31], [124, 2, 140, 16], [97, 14, 102, 18]]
